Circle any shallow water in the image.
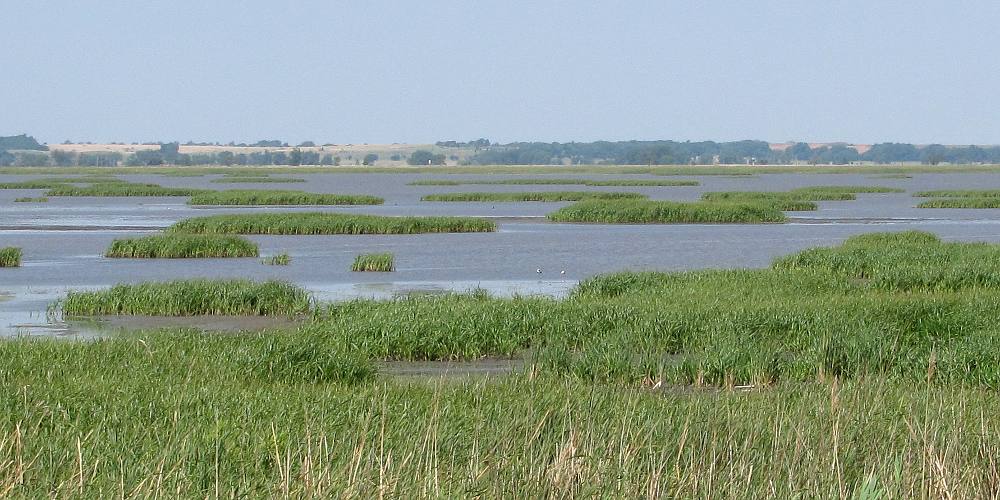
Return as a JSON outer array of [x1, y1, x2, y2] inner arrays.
[[4, 171, 1000, 336]]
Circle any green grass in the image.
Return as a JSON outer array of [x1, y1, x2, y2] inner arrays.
[[0, 247, 21, 267], [702, 185, 904, 204], [917, 198, 1000, 208], [169, 212, 496, 235], [262, 252, 291, 265], [546, 199, 792, 223], [10, 231, 1000, 495], [913, 189, 1000, 198], [104, 234, 259, 258], [45, 182, 209, 197], [351, 253, 395, 272], [210, 177, 306, 183], [421, 191, 647, 202], [188, 189, 383, 206], [0, 176, 124, 189], [13, 196, 48, 202], [409, 178, 699, 187], [61, 279, 311, 316]]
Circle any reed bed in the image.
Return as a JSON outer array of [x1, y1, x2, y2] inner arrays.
[[913, 189, 1000, 198], [262, 253, 291, 265], [188, 190, 383, 206], [546, 199, 789, 223], [169, 212, 496, 235], [104, 234, 259, 258], [45, 182, 209, 197], [918, 198, 1000, 209], [421, 191, 646, 202], [61, 279, 310, 316], [351, 253, 394, 272], [13, 196, 48, 202], [702, 185, 903, 203], [0, 247, 21, 267], [410, 178, 699, 187], [210, 177, 306, 183]]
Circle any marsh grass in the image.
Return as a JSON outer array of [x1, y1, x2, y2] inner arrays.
[[210, 177, 306, 183], [105, 234, 259, 258], [409, 178, 699, 187], [262, 253, 291, 265], [13, 196, 48, 202], [913, 190, 1000, 198], [169, 212, 496, 235], [61, 279, 311, 316], [188, 189, 383, 206], [45, 182, 209, 197], [352, 253, 394, 272], [918, 198, 1000, 209], [421, 191, 647, 202], [702, 185, 904, 203], [0, 247, 21, 267], [546, 199, 790, 223]]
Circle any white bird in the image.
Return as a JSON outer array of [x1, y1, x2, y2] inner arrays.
[[560, 270, 566, 275], [536, 268, 542, 274]]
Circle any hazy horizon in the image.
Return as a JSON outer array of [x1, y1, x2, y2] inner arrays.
[[3, 1, 998, 146]]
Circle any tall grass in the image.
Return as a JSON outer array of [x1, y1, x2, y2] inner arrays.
[[352, 253, 394, 272], [0, 247, 21, 267], [410, 178, 699, 186], [546, 199, 790, 223], [917, 198, 1000, 208], [45, 182, 209, 197], [421, 191, 646, 202], [913, 189, 1000, 198], [188, 189, 383, 206], [210, 177, 306, 183], [105, 234, 259, 258], [61, 279, 311, 316], [13, 196, 48, 202], [169, 212, 496, 235], [262, 253, 291, 265], [702, 185, 903, 203]]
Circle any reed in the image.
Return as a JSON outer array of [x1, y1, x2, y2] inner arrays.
[[210, 177, 306, 183], [546, 199, 790, 223], [0, 247, 21, 267], [169, 212, 496, 235], [45, 182, 209, 197], [409, 178, 699, 186], [421, 191, 646, 202], [913, 189, 1000, 198], [188, 189, 383, 206], [351, 253, 394, 272], [13, 196, 48, 202], [104, 234, 259, 258], [262, 253, 291, 265], [61, 279, 311, 316], [917, 198, 1000, 208], [702, 185, 903, 203]]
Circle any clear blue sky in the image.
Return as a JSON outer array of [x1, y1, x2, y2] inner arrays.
[[2, 1, 998, 145]]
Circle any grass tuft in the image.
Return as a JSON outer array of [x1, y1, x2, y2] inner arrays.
[[352, 253, 395, 272], [45, 182, 209, 197], [0, 247, 22, 267], [189, 189, 383, 206], [13, 196, 48, 202], [105, 234, 259, 258], [546, 199, 790, 223], [409, 178, 699, 187], [62, 279, 311, 316], [169, 212, 496, 235], [421, 191, 646, 202], [262, 253, 291, 265]]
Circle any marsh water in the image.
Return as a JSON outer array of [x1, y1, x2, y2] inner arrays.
[[4, 170, 1000, 337]]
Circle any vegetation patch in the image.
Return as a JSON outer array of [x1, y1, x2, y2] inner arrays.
[[702, 185, 903, 203], [546, 199, 790, 223], [917, 198, 1000, 209], [352, 253, 395, 272], [61, 279, 310, 316], [169, 212, 496, 235], [13, 196, 48, 202], [46, 182, 209, 197], [0, 247, 22, 267], [188, 189, 383, 206], [262, 252, 291, 265], [421, 191, 646, 202], [914, 190, 1000, 198], [210, 177, 306, 183], [105, 234, 259, 258], [410, 178, 699, 187]]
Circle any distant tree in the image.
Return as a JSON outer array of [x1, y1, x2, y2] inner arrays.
[[253, 140, 284, 148], [51, 149, 77, 166], [217, 151, 235, 166], [298, 141, 316, 147], [408, 150, 446, 165], [389, 154, 402, 161], [160, 142, 180, 162], [362, 153, 378, 165], [0, 134, 47, 151], [288, 148, 303, 166], [787, 142, 813, 161], [13, 151, 50, 166]]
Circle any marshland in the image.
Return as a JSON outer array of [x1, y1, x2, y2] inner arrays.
[[7, 166, 1000, 496]]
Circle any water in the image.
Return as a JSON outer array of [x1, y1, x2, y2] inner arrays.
[[4, 171, 1000, 336]]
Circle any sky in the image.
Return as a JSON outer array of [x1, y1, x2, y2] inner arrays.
[[2, 1, 999, 146]]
